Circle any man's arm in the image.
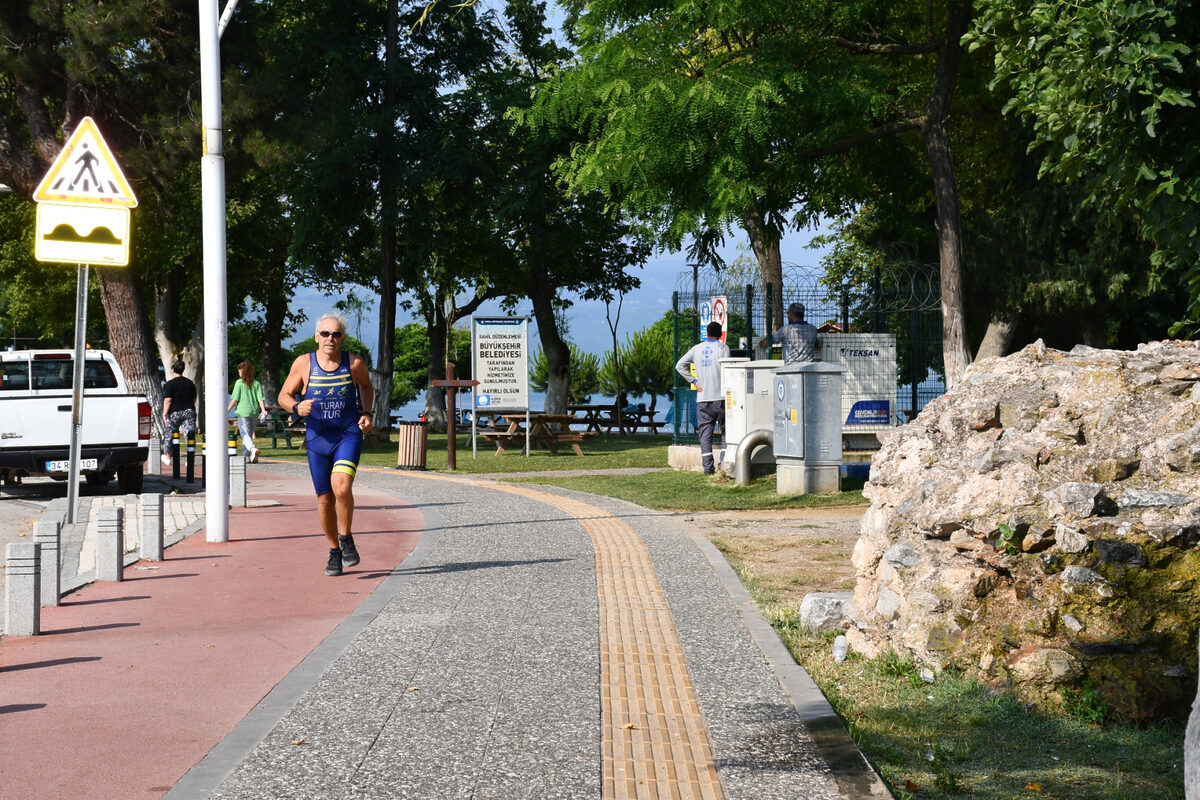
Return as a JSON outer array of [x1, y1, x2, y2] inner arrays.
[[675, 346, 701, 392], [278, 356, 312, 416], [350, 355, 374, 432]]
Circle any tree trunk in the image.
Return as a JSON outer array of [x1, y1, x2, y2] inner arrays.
[[258, 287, 287, 406], [372, 0, 399, 432], [923, 1, 972, 390], [423, 300, 448, 432], [974, 312, 1019, 361], [530, 262, 570, 414], [744, 207, 784, 334], [95, 266, 165, 445]]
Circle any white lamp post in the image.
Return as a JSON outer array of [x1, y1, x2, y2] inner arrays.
[[199, 0, 229, 542]]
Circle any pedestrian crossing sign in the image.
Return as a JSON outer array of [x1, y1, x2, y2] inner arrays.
[[33, 117, 138, 208]]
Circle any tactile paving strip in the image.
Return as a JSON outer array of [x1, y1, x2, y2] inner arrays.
[[476, 481, 727, 800]]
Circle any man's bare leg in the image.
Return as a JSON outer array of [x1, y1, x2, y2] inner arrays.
[[317, 492, 338, 547], [331, 472, 355, 537]]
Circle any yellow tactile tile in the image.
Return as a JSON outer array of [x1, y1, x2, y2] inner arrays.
[[500, 485, 727, 800], [399, 471, 727, 799]]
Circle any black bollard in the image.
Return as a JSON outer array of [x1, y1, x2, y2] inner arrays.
[[172, 431, 181, 480], [186, 432, 196, 484]]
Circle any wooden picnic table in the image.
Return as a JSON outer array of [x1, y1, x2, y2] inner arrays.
[[567, 404, 666, 435], [568, 404, 612, 433], [480, 412, 598, 456]]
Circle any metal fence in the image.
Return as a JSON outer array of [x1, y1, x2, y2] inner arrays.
[[670, 262, 944, 443]]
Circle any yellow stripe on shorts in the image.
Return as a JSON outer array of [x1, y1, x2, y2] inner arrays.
[[332, 460, 357, 477]]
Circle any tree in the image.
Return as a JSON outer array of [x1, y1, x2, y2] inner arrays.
[[393, 322, 471, 408], [522, 0, 979, 386], [244, 0, 503, 430], [481, 0, 651, 415], [967, 0, 1200, 322], [600, 313, 677, 413], [530, 344, 601, 404], [0, 1, 299, 440]]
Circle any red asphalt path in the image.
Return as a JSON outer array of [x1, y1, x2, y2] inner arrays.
[[0, 469, 422, 800]]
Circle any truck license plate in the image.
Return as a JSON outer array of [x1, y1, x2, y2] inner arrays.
[[46, 459, 98, 471]]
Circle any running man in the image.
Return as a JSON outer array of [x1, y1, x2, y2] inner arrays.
[[279, 312, 375, 576]]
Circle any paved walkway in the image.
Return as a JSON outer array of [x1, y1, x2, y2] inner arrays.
[[0, 461, 885, 799]]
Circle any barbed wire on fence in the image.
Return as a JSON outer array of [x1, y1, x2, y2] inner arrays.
[[675, 260, 940, 314]]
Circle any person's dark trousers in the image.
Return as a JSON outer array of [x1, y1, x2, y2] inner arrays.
[[697, 400, 725, 474]]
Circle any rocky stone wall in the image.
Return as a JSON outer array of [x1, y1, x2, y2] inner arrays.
[[847, 340, 1200, 720]]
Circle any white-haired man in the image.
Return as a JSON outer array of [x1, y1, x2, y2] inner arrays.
[[279, 312, 374, 576]]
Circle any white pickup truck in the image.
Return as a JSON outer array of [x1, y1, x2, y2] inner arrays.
[[0, 349, 152, 493]]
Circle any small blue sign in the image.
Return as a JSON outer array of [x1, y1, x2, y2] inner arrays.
[[776, 379, 785, 402], [845, 400, 889, 425], [477, 394, 491, 407], [700, 302, 711, 327]]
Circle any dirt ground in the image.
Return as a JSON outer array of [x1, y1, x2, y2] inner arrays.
[[691, 504, 867, 607]]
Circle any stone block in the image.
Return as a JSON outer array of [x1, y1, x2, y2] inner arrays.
[[1043, 482, 1111, 518], [229, 455, 246, 508], [1120, 489, 1193, 510], [5, 542, 41, 636], [883, 542, 921, 569], [139, 494, 164, 561], [96, 506, 125, 582], [1055, 524, 1090, 553], [799, 592, 853, 634], [33, 521, 60, 607], [148, 438, 162, 476], [875, 585, 900, 621]]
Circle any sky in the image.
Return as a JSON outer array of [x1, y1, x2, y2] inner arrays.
[[288, 227, 832, 360]]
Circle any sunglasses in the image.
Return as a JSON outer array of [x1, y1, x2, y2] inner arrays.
[[317, 330, 345, 339]]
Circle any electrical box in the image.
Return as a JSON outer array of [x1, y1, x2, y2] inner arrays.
[[722, 359, 780, 470], [818, 333, 897, 450], [774, 362, 846, 494]]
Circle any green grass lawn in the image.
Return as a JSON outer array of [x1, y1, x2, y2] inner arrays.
[[254, 431, 671, 473], [715, 543, 1188, 800], [503, 469, 865, 511], [252, 430, 866, 510]]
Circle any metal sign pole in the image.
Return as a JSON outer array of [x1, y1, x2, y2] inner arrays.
[[65, 263, 89, 524]]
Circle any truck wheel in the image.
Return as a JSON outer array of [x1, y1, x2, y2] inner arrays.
[[86, 472, 114, 486], [118, 464, 144, 494]]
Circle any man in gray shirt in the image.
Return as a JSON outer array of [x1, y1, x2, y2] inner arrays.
[[763, 302, 818, 364], [675, 322, 731, 475]]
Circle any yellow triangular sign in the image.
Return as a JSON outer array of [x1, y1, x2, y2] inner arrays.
[[33, 117, 138, 208]]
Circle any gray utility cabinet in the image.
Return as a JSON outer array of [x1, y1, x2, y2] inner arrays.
[[773, 362, 846, 494]]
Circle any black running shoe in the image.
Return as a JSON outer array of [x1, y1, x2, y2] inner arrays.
[[339, 534, 360, 568], [325, 547, 343, 576]]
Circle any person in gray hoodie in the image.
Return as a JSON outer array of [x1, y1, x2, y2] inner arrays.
[[675, 321, 731, 475]]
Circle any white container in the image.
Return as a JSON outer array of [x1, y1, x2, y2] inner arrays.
[[721, 359, 778, 470]]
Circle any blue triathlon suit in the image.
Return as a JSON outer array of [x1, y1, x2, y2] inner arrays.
[[304, 352, 363, 495]]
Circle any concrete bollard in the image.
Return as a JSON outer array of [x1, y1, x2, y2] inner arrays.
[[4, 542, 41, 636], [33, 521, 61, 607], [148, 438, 162, 476], [139, 493, 164, 561], [229, 454, 246, 508], [96, 507, 125, 582]]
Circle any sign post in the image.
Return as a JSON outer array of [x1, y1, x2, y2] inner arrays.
[[470, 317, 531, 458], [32, 116, 138, 524], [431, 373, 480, 471], [710, 295, 728, 344]]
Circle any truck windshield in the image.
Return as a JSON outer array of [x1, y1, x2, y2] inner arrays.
[[29, 359, 119, 390]]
